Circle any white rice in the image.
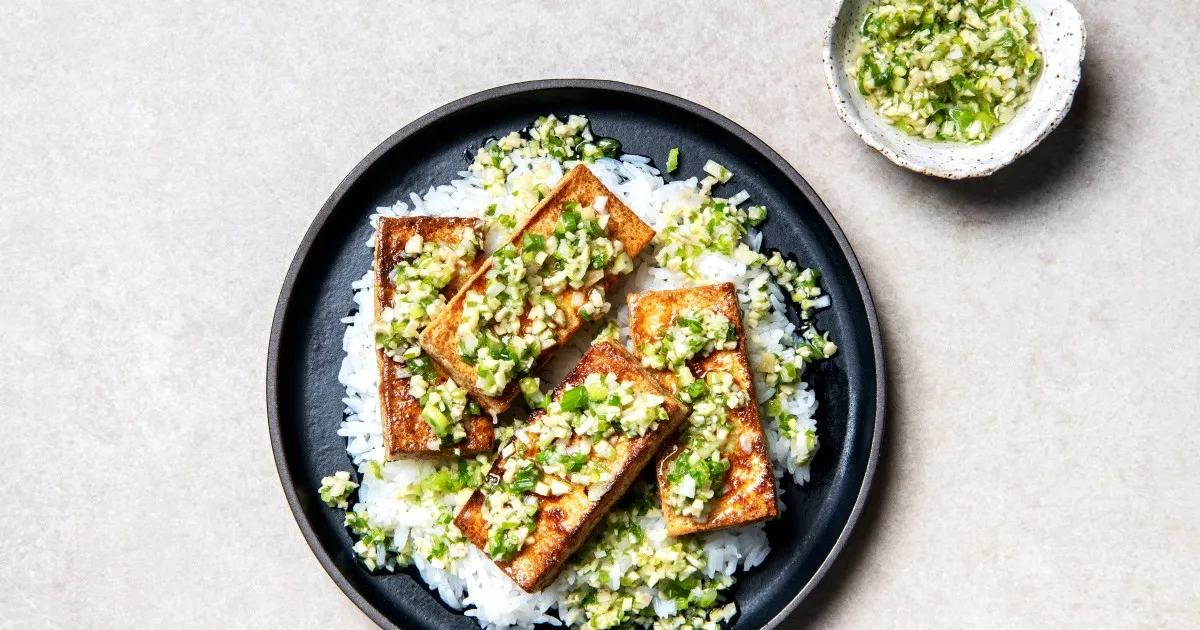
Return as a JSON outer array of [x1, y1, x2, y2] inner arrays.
[[335, 154, 821, 628]]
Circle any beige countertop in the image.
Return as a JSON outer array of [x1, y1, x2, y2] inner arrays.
[[3, 0, 1197, 627]]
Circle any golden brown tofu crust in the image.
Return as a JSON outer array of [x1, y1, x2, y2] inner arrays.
[[374, 216, 493, 459], [452, 341, 689, 592], [420, 164, 656, 416], [627, 282, 779, 537]]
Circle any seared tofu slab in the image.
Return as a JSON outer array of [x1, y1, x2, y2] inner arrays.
[[375, 217, 494, 459], [421, 164, 656, 416], [627, 283, 779, 536], [453, 341, 689, 592]]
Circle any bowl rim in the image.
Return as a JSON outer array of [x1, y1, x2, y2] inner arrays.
[[821, 0, 1087, 179], [266, 78, 888, 630]]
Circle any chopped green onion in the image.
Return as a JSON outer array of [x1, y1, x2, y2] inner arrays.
[[595, 137, 621, 157], [703, 160, 733, 183], [522, 232, 546, 252], [318, 471, 358, 509], [747, 205, 767, 226], [560, 385, 589, 411], [507, 462, 542, 493], [520, 378, 546, 409], [851, 0, 1043, 142]]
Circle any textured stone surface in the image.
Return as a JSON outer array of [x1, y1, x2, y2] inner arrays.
[[1, 0, 1196, 627]]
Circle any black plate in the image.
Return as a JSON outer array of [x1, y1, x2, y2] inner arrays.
[[267, 79, 884, 630]]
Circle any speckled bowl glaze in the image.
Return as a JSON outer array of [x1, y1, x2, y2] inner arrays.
[[823, 0, 1085, 179]]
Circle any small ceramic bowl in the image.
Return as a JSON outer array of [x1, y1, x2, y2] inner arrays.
[[823, 0, 1086, 179]]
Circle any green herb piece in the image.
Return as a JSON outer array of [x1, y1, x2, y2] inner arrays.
[[560, 385, 590, 412], [666, 147, 680, 173]]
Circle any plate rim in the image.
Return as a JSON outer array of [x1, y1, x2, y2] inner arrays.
[[266, 78, 885, 630]]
